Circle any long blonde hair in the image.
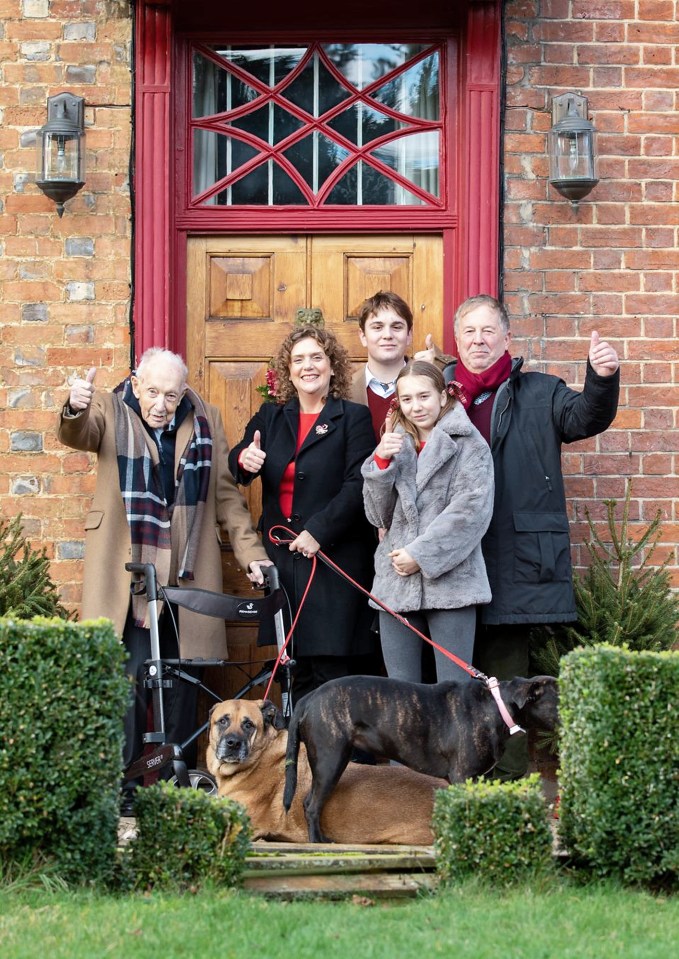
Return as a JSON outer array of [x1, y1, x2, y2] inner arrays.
[[388, 360, 457, 451]]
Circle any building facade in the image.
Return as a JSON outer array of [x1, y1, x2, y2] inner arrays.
[[1, 1, 677, 640]]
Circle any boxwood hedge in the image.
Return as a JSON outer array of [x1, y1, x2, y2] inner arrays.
[[0, 617, 128, 885], [433, 773, 554, 886], [559, 645, 678, 888]]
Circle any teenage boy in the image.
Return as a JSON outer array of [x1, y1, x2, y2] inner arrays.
[[350, 291, 414, 441]]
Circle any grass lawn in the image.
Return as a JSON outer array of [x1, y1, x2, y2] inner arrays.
[[1, 879, 677, 959]]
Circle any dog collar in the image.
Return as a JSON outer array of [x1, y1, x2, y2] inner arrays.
[[486, 677, 525, 736]]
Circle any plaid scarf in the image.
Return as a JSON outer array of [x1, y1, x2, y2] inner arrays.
[[113, 380, 212, 626]]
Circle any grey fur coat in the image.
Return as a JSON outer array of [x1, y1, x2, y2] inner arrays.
[[361, 403, 494, 613]]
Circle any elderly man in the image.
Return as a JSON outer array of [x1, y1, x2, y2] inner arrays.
[[428, 295, 620, 778], [58, 348, 270, 806]]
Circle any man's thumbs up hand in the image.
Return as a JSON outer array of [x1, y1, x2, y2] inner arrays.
[[69, 367, 97, 412], [588, 330, 619, 378]]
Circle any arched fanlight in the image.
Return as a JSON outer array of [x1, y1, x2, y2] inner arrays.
[[35, 93, 86, 217], [548, 93, 598, 203]]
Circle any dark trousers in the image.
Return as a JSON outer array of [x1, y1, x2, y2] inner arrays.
[[473, 623, 531, 779], [122, 605, 201, 787], [291, 654, 353, 703]]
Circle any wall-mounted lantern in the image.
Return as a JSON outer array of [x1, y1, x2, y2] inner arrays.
[[548, 93, 598, 203], [35, 93, 86, 217]]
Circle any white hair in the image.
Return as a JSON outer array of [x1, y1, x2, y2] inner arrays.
[[135, 347, 188, 386]]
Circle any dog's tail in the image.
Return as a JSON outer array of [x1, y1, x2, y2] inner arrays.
[[283, 709, 301, 812]]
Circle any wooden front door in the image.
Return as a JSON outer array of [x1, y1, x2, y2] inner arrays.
[[186, 233, 443, 693]]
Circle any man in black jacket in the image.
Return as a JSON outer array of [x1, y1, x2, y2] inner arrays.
[[430, 295, 620, 778]]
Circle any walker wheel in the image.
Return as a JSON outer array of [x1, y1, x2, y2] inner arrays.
[[169, 768, 217, 795]]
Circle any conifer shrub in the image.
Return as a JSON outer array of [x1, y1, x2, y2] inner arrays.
[[531, 482, 679, 676], [432, 774, 554, 886], [0, 617, 128, 885], [120, 781, 251, 891], [0, 514, 71, 619], [559, 645, 678, 889]]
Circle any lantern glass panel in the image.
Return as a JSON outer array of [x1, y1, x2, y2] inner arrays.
[[549, 128, 595, 182], [38, 131, 85, 183]]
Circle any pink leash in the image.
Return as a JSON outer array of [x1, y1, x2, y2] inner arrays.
[[265, 525, 524, 736]]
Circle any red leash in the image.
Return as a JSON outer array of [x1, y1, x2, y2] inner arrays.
[[264, 525, 524, 735]]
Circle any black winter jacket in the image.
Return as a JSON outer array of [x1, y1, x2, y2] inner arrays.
[[445, 357, 620, 625], [228, 396, 378, 656]]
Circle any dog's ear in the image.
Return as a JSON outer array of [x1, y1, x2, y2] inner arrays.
[[512, 676, 558, 708], [260, 699, 286, 730]]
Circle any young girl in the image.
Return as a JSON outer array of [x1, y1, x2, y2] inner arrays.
[[361, 360, 494, 683]]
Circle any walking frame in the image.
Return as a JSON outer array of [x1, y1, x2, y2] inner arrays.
[[123, 561, 292, 793]]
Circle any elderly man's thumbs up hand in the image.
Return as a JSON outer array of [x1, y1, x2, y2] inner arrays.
[[69, 367, 97, 411], [589, 331, 620, 377]]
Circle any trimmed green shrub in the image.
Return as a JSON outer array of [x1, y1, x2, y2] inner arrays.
[[0, 617, 128, 886], [559, 645, 678, 889], [432, 774, 554, 886], [121, 780, 251, 891], [0, 514, 71, 619]]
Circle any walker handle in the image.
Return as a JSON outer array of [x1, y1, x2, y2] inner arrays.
[[125, 562, 158, 602]]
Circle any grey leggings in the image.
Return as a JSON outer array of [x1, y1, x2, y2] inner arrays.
[[379, 606, 477, 684]]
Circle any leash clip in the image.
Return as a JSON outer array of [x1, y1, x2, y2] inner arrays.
[[486, 676, 525, 736]]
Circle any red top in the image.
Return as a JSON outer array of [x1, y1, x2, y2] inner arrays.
[[279, 412, 320, 518], [374, 440, 425, 470]]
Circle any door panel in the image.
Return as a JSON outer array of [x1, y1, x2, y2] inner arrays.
[[310, 235, 443, 358], [186, 233, 443, 698]]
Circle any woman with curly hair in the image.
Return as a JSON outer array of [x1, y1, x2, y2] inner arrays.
[[229, 325, 379, 700]]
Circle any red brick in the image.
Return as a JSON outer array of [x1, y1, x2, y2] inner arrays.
[[571, 0, 635, 18]]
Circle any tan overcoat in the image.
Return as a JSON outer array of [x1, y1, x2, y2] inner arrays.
[[57, 390, 268, 658]]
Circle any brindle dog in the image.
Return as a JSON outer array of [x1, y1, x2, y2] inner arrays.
[[283, 675, 558, 843], [206, 698, 446, 844]]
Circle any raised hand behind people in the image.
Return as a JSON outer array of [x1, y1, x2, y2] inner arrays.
[[589, 331, 620, 377], [413, 332, 437, 364], [69, 367, 97, 411]]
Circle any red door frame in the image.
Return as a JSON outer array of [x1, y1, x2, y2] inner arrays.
[[133, 0, 501, 359]]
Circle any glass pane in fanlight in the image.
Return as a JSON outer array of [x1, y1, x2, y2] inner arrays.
[[231, 104, 304, 145], [281, 57, 351, 116], [325, 163, 426, 205], [327, 103, 406, 146], [370, 54, 439, 119], [323, 44, 431, 90], [283, 133, 350, 191], [208, 45, 307, 87], [193, 52, 261, 116], [193, 130, 259, 198], [215, 163, 307, 205], [369, 131, 440, 197]]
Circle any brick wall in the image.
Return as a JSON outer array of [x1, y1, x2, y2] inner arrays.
[[0, 0, 132, 608], [503, 0, 679, 586]]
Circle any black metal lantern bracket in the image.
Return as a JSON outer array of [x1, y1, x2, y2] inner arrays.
[[548, 92, 598, 204], [35, 92, 86, 217]]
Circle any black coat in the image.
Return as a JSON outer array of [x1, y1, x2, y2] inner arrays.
[[445, 357, 620, 625], [229, 396, 378, 657]]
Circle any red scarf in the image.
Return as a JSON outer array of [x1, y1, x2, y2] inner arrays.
[[451, 351, 512, 410]]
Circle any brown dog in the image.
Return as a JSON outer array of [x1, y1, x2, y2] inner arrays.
[[206, 698, 445, 844]]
